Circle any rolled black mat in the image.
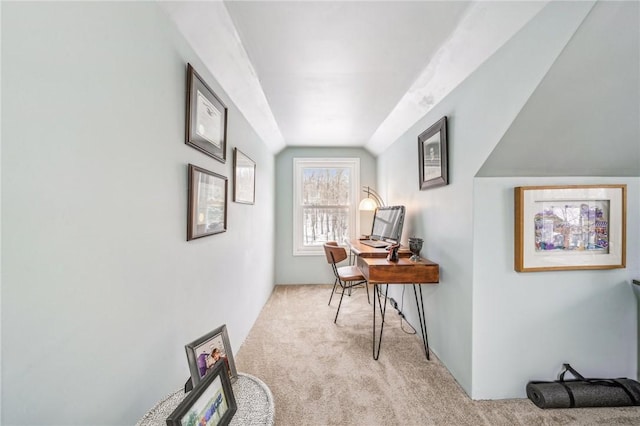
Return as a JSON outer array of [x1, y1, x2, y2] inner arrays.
[[527, 378, 640, 409]]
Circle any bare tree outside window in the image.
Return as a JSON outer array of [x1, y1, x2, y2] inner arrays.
[[293, 158, 359, 256], [302, 167, 350, 245]]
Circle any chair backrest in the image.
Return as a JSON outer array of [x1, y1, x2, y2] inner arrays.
[[323, 242, 348, 265]]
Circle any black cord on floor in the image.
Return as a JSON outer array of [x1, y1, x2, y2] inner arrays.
[[400, 316, 417, 335], [381, 285, 416, 335], [398, 286, 417, 335]]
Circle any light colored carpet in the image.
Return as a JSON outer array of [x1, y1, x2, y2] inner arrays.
[[235, 285, 640, 425]]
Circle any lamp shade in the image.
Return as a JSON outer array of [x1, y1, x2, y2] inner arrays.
[[359, 197, 378, 211]]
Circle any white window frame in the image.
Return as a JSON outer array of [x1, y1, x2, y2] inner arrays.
[[293, 157, 360, 256]]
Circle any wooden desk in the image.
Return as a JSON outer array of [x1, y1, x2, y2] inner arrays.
[[358, 257, 439, 284], [348, 240, 440, 360]]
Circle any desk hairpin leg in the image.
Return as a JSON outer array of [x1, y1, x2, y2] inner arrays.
[[372, 284, 389, 360], [412, 284, 430, 360]]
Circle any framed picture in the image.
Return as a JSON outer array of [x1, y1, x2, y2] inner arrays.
[[514, 185, 627, 272], [185, 324, 238, 387], [186, 63, 227, 163], [187, 164, 228, 241], [233, 148, 256, 205], [418, 116, 448, 190], [166, 359, 237, 426]]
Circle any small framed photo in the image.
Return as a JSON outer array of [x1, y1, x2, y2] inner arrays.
[[418, 116, 448, 190], [185, 324, 238, 387], [514, 184, 627, 272], [166, 359, 237, 426], [187, 164, 228, 241], [186, 63, 227, 163], [233, 148, 256, 205]]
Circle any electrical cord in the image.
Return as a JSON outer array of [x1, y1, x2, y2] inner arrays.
[[385, 286, 416, 335], [398, 286, 417, 335]]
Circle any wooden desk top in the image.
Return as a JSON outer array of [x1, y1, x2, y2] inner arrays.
[[347, 239, 411, 258], [358, 256, 439, 284]]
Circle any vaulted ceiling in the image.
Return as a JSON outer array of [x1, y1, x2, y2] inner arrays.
[[162, 1, 549, 155]]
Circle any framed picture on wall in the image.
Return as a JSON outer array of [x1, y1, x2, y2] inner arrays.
[[186, 63, 228, 163], [185, 324, 238, 387], [514, 184, 627, 272], [418, 116, 448, 190], [187, 164, 228, 241], [233, 148, 256, 205]]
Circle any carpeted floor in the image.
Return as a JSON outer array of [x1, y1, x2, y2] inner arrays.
[[235, 285, 640, 425]]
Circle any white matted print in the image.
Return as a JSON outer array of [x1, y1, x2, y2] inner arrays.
[[514, 185, 626, 272]]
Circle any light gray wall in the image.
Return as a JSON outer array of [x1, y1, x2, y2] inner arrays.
[[473, 177, 639, 398], [274, 147, 376, 284], [472, 0, 640, 398], [1, 2, 275, 425], [477, 1, 639, 177], [375, 0, 640, 398]]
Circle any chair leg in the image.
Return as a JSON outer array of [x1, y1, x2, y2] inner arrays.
[[328, 278, 339, 305], [334, 281, 347, 323], [365, 281, 370, 304]]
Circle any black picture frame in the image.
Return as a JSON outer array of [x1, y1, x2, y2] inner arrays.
[[418, 116, 448, 190], [186, 63, 227, 163], [166, 360, 237, 426], [187, 164, 228, 241], [233, 148, 256, 205], [185, 324, 238, 387]]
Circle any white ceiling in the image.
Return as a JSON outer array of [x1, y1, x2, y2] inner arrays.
[[162, 1, 549, 155]]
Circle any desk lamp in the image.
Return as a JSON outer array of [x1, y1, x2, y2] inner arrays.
[[359, 186, 385, 211], [359, 186, 385, 238]]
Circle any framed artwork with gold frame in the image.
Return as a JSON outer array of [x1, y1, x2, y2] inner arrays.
[[514, 184, 626, 272]]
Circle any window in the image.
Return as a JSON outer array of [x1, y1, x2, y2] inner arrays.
[[293, 158, 360, 256]]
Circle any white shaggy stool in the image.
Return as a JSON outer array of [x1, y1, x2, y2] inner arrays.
[[137, 373, 275, 426]]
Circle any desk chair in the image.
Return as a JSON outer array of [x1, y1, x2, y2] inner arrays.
[[323, 242, 370, 323]]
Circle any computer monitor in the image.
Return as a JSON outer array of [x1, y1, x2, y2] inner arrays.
[[370, 205, 405, 243]]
